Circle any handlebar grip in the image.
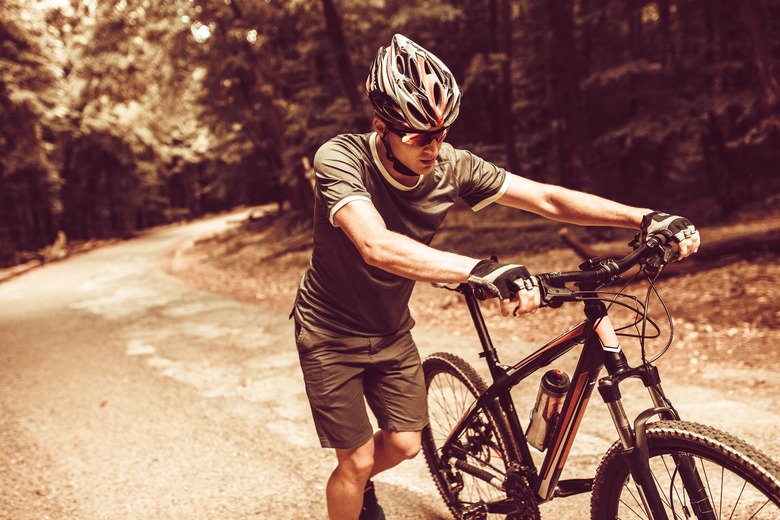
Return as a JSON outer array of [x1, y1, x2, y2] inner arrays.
[[473, 285, 491, 301], [642, 230, 680, 267], [471, 276, 540, 302]]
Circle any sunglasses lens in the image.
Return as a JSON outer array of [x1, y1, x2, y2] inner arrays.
[[405, 133, 433, 146], [401, 127, 448, 146]]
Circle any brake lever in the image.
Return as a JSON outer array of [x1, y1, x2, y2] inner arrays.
[[643, 234, 679, 274], [538, 278, 578, 308]]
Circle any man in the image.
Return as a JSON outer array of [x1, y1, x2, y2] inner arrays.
[[292, 34, 700, 520]]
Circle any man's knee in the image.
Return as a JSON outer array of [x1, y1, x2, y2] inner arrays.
[[385, 430, 422, 460], [336, 441, 376, 479]]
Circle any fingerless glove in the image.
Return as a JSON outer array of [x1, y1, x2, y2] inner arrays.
[[641, 212, 697, 243], [468, 260, 532, 299]]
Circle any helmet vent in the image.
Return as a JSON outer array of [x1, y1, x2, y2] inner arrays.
[[407, 59, 420, 85], [406, 104, 427, 126], [433, 84, 443, 106], [395, 56, 405, 75]]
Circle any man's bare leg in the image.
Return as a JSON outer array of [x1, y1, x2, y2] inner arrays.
[[369, 430, 421, 478], [327, 430, 421, 519], [327, 440, 374, 520]]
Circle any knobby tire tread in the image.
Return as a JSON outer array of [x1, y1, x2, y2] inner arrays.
[[590, 420, 780, 519]]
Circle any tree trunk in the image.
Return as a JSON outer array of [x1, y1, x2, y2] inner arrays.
[[736, 0, 780, 114], [701, 112, 740, 215], [657, 0, 675, 70], [220, 1, 299, 210], [320, 0, 370, 131], [626, 0, 641, 119], [548, 0, 590, 190], [498, 0, 520, 174]]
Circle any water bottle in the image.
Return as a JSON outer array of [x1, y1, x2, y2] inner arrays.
[[526, 369, 570, 451]]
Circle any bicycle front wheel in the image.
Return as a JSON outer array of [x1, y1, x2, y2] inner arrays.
[[591, 420, 780, 520], [422, 352, 521, 520]]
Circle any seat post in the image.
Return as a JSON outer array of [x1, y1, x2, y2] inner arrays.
[[460, 283, 504, 380]]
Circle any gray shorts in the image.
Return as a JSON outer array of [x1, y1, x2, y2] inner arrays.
[[294, 322, 428, 450]]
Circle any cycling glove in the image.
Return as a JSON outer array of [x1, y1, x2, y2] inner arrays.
[[641, 212, 697, 243], [468, 260, 535, 299]]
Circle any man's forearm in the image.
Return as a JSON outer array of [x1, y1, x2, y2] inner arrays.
[[335, 199, 480, 283], [544, 187, 651, 228], [358, 227, 479, 284], [499, 174, 651, 229]]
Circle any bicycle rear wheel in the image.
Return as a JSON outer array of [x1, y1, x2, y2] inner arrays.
[[591, 420, 780, 519], [422, 352, 526, 519]]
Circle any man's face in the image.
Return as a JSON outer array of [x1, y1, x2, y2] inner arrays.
[[384, 130, 444, 175], [375, 119, 448, 176]]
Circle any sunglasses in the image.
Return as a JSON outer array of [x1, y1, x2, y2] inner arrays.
[[387, 125, 449, 147]]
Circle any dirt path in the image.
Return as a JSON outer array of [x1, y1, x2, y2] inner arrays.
[[0, 211, 446, 520], [2, 208, 779, 519]]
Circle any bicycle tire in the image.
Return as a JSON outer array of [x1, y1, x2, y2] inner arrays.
[[422, 352, 532, 519], [591, 420, 780, 520]]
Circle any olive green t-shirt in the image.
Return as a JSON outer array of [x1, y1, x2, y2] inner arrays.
[[293, 132, 510, 337]]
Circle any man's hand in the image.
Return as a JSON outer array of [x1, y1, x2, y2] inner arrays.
[[468, 260, 541, 317], [641, 212, 701, 260]]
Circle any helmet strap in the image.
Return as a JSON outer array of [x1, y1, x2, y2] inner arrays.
[[379, 132, 419, 178]]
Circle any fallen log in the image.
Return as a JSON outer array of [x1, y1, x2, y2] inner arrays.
[[558, 226, 780, 275], [42, 230, 68, 264]]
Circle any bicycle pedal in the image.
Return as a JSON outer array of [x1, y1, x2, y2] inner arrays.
[[460, 502, 488, 520]]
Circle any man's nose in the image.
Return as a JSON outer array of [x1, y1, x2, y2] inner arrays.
[[423, 139, 442, 154]]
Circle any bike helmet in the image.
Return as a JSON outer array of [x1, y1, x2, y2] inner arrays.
[[366, 34, 461, 131]]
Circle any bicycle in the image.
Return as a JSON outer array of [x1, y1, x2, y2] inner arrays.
[[421, 231, 780, 519]]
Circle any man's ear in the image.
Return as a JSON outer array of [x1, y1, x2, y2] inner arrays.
[[372, 117, 387, 136]]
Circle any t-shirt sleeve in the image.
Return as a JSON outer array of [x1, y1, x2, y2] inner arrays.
[[313, 137, 373, 226], [450, 148, 511, 211]]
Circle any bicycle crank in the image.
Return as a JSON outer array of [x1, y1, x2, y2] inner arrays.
[[505, 465, 541, 520]]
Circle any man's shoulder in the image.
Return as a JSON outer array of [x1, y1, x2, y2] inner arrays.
[[314, 133, 374, 182], [435, 143, 495, 179], [437, 142, 479, 164]]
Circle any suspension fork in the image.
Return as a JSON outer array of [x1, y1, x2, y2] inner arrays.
[[599, 379, 672, 520], [602, 390, 717, 520], [638, 377, 718, 519], [590, 299, 716, 520], [587, 299, 672, 520]]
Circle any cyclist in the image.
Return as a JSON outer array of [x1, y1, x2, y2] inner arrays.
[[291, 34, 700, 520]]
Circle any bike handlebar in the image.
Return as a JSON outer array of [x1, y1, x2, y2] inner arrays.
[[461, 231, 679, 304], [534, 231, 678, 307]]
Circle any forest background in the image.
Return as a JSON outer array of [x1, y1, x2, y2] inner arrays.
[[1, 0, 779, 268]]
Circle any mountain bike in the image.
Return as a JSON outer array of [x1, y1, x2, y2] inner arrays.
[[421, 231, 780, 519]]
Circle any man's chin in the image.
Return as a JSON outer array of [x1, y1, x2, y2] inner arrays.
[[417, 161, 436, 174]]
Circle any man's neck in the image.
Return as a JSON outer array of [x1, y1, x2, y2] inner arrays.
[[374, 133, 419, 187]]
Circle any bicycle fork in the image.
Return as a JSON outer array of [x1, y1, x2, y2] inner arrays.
[[593, 306, 717, 520], [599, 367, 671, 519]]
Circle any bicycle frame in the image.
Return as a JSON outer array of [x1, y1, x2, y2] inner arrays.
[[442, 283, 700, 519]]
